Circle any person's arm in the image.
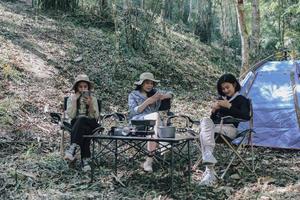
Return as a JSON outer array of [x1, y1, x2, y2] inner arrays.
[[217, 97, 250, 120], [66, 94, 79, 119], [138, 93, 161, 113], [128, 92, 160, 116], [87, 96, 99, 119]]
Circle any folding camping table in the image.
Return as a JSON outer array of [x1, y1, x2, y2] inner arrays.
[[84, 134, 196, 194]]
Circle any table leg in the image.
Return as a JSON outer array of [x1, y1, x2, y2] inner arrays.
[[91, 139, 95, 182], [188, 140, 191, 186], [170, 142, 174, 195], [114, 139, 118, 175]]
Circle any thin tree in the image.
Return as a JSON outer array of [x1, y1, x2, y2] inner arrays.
[[236, 0, 250, 75], [250, 0, 260, 60], [112, 0, 120, 54], [161, 0, 167, 36]]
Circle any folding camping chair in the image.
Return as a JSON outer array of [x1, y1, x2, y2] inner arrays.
[[191, 99, 256, 179], [50, 96, 102, 156], [214, 99, 256, 179]]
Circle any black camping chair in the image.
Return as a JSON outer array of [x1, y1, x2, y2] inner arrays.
[[213, 99, 256, 179], [50, 97, 102, 156], [191, 99, 257, 179]]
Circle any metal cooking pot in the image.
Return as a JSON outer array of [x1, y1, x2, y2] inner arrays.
[[110, 126, 130, 136], [158, 126, 176, 138]]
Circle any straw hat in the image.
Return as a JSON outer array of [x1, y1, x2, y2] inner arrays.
[[71, 74, 93, 90], [134, 72, 160, 85]]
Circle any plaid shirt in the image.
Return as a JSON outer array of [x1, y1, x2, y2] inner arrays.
[[128, 89, 172, 120]]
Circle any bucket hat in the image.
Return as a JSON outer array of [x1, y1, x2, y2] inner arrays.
[[134, 72, 160, 85], [71, 74, 93, 90]]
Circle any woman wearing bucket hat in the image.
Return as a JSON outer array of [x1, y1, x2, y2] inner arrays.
[[128, 72, 173, 172], [64, 74, 100, 172]]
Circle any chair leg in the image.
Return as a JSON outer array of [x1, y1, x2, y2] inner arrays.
[[220, 134, 256, 177], [192, 138, 203, 170], [60, 130, 65, 157]]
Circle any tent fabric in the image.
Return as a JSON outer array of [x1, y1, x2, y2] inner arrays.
[[237, 60, 300, 149]]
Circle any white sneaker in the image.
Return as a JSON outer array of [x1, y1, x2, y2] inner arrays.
[[64, 145, 76, 161], [82, 159, 91, 172], [203, 151, 217, 164], [160, 143, 171, 155], [199, 169, 217, 186], [143, 157, 153, 172]]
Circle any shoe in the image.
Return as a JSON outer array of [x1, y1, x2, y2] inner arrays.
[[82, 158, 91, 172], [199, 169, 217, 186], [160, 142, 171, 155], [64, 144, 76, 161], [143, 157, 153, 172], [202, 151, 217, 164]]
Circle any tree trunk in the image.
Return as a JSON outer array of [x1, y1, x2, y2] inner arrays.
[[194, 0, 212, 44], [188, 0, 193, 23], [182, 0, 190, 24], [250, 0, 260, 59], [161, 0, 167, 36], [112, 0, 120, 53], [123, 0, 130, 11], [236, 0, 250, 75], [165, 0, 173, 20], [178, 0, 184, 22], [140, 0, 144, 9]]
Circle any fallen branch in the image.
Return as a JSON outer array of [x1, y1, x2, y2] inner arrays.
[[111, 173, 126, 187]]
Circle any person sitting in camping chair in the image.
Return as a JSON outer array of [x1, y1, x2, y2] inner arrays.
[[128, 72, 173, 172], [64, 74, 100, 172], [199, 73, 251, 186]]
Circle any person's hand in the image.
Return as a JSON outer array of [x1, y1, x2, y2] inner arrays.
[[160, 93, 172, 100], [147, 92, 162, 105], [217, 99, 232, 109], [85, 96, 92, 106], [211, 101, 220, 113]]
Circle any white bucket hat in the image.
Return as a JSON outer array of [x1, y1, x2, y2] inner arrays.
[[71, 74, 93, 90], [134, 72, 160, 85]]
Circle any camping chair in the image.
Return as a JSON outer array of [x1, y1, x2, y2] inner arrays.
[[191, 99, 256, 179], [214, 99, 256, 179], [50, 97, 102, 157]]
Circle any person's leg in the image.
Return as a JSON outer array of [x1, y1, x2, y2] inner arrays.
[[214, 124, 238, 139], [199, 117, 217, 164], [77, 118, 99, 172], [64, 119, 80, 161], [199, 122, 238, 186], [66, 117, 99, 171], [142, 112, 161, 172], [198, 117, 218, 186]]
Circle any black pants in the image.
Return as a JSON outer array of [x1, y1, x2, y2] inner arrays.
[[71, 117, 99, 159]]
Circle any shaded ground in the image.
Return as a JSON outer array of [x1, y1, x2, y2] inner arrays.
[[0, 1, 300, 199]]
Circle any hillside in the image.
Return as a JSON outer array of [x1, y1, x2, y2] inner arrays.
[[1, 1, 300, 199]]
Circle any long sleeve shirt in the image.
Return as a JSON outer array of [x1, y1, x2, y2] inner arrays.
[[66, 94, 99, 120], [210, 95, 251, 127], [128, 89, 173, 120]]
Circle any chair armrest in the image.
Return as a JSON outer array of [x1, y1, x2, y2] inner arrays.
[[50, 112, 62, 124], [101, 112, 127, 124], [221, 116, 248, 123], [167, 114, 201, 127], [62, 121, 72, 132]]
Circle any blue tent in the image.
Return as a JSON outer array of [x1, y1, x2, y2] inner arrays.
[[239, 60, 300, 149]]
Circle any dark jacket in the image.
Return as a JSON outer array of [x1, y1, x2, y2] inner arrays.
[[210, 95, 251, 128]]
